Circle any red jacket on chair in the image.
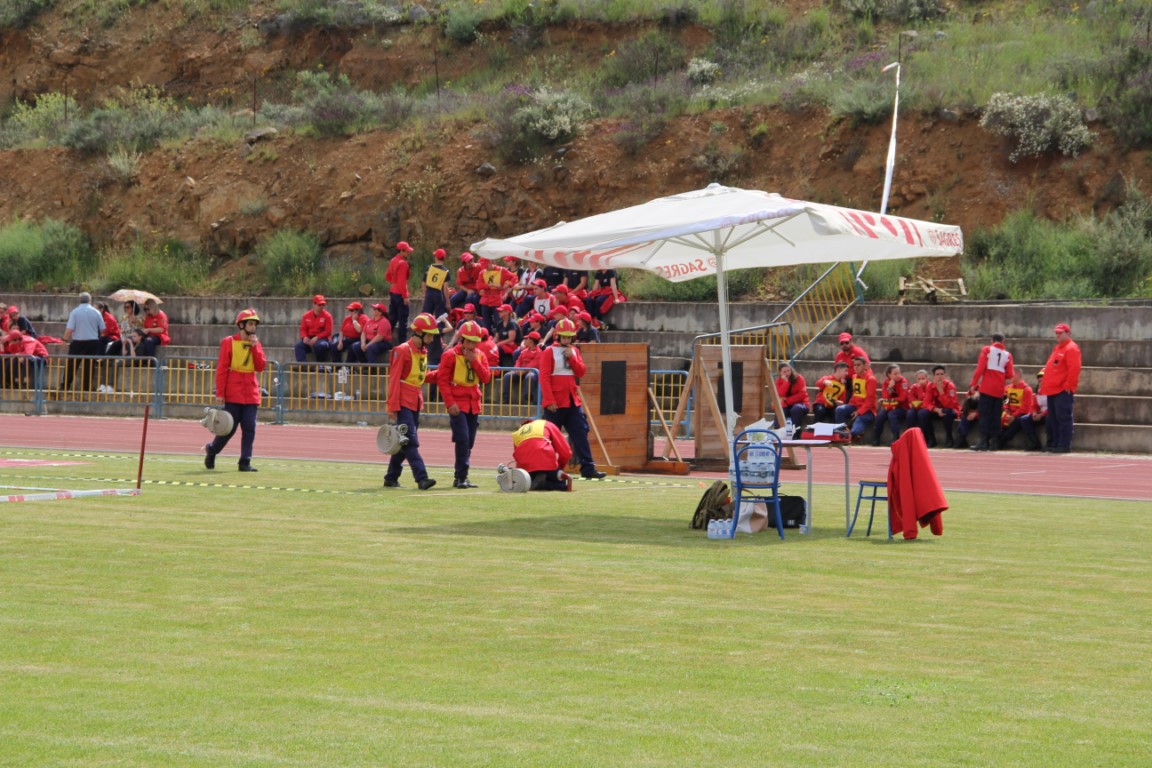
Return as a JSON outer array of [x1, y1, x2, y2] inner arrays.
[[887, 428, 947, 539]]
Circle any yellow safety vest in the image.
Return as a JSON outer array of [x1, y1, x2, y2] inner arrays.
[[230, 338, 256, 373], [512, 420, 548, 447], [403, 349, 427, 387]]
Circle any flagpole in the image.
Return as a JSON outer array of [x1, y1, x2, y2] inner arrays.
[[879, 61, 901, 216]]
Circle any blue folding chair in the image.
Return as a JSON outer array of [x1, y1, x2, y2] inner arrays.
[[729, 429, 785, 540]]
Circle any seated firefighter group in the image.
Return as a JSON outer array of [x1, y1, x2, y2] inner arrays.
[[202, 254, 615, 489], [776, 329, 1079, 453]]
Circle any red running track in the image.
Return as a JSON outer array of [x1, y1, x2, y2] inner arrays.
[[1, 413, 1149, 501]]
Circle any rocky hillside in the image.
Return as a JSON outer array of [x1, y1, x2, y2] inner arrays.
[[1, 1, 1148, 291]]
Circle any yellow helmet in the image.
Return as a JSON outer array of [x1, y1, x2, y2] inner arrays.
[[410, 313, 440, 335], [457, 320, 483, 342], [554, 318, 578, 337], [235, 308, 260, 327]]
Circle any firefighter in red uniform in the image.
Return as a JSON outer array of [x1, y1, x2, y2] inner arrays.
[[511, 419, 574, 491], [812, 362, 849, 423], [477, 257, 516, 330], [204, 309, 267, 472], [835, 356, 878, 441], [774, 362, 810, 427], [997, 370, 1040, 450], [917, 365, 960, 448], [294, 294, 334, 363], [451, 252, 481, 310], [539, 318, 606, 479], [436, 320, 492, 489], [386, 241, 413, 344], [873, 363, 912, 446], [905, 369, 930, 435], [968, 332, 1015, 451], [1, 330, 49, 389], [384, 313, 439, 490], [1039, 322, 1081, 453]]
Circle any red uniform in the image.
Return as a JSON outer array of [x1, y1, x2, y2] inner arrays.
[[142, 309, 170, 345], [101, 310, 121, 341], [386, 254, 411, 298], [512, 419, 573, 474], [387, 339, 431, 413], [881, 375, 912, 410], [299, 309, 334, 341], [479, 265, 516, 308], [339, 313, 365, 342], [516, 345, 543, 369], [1039, 339, 1082, 395], [456, 263, 481, 293], [436, 344, 492, 414], [2, 334, 49, 358], [539, 343, 586, 409], [215, 332, 267, 405], [849, 369, 878, 416], [970, 342, 1015, 398], [363, 315, 392, 344], [908, 381, 930, 410], [834, 344, 870, 368], [924, 378, 960, 411], [775, 374, 810, 408], [1002, 381, 1036, 426], [814, 374, 848, 408]]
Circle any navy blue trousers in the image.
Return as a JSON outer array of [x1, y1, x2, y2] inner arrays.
[[208, 402, 259, 464], [385, 407, 429, 483]]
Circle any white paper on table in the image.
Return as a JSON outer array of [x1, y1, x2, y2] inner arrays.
[[811, 422, 844, 437]]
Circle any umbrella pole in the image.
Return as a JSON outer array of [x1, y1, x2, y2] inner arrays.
[[715, 248, 737, 441]]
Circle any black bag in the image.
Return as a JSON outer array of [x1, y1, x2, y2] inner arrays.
[[767, 495, 807, 529], [690, 480, 732, 530]]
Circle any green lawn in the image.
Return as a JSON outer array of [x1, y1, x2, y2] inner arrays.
[[1, 451, 1149, 767]]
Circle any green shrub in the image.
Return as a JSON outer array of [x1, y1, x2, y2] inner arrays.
[[1098, 44, 1152, 149], [259, 229, 324, 295], [96, 240, 209, 296], [963, 211, 1096, 299], [623, 267, 761, 302], [482, 85, 594, 164], [290, 70, 385, 137], [0, 0, 54, 27], [61, 86, 179, 155], [979, 92, 1094, 163], [0, 91, 77, 148], [444, 6, 482, 44], [598, 30, 685, 89], [0, 218, 94, 289], [1084, 188, 1152, 297]]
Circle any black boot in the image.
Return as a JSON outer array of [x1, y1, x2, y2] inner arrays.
[[204, 444, 215, 470], [238, 460, 257, 472]]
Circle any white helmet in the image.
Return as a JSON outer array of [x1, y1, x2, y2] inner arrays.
[[496, 465, 531, 493], [200, 407, 234, 436], [376, 423, 410, 455]]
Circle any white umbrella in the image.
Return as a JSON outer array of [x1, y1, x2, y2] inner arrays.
[[472, 184, 964, 437]]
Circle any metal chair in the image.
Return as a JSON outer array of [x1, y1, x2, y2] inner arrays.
[[729, 429, 785, 540], [848, 479, 890, 539]]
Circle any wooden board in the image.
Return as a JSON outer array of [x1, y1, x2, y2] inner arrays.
[[577, 343, 651, 471], [692, 344, 770, 463]]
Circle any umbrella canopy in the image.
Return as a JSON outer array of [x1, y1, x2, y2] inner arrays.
[[472, 184, 964, 438], [108, 289, 162, 305]]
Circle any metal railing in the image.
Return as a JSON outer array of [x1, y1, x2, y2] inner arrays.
[[650, 369, 692, 438], [1, 355, 551, 427]]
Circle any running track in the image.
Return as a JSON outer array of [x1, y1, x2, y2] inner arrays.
[[1, 413, 1148, 501]]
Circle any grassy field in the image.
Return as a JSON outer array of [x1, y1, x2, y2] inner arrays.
[[1, 450, 1149, 767]]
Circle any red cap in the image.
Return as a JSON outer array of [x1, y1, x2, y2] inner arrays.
[[526, 331, 541, 341], [504, 256, 517, 263], [372, 302, 387, 313], [529, 312, 546, 323], [480, 327, 490, 340], [578, 311, 592, 323], [6, 329, 22, 340], [7, 305, 17, 314], [433, 248, 447, 260], [1054, 323, 1071, 333], [553, 284, 569, 293], [550, 307, 568, 319], [313, 294, 327, 305], [346, 301, 363, 310], [533, 279, 547, 288], [463, 303, 477, 313], [838, 332, 852, 343], [498, 303, 513, 313], [396, 241, 413, 253], [461, 252, 474, 263]]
